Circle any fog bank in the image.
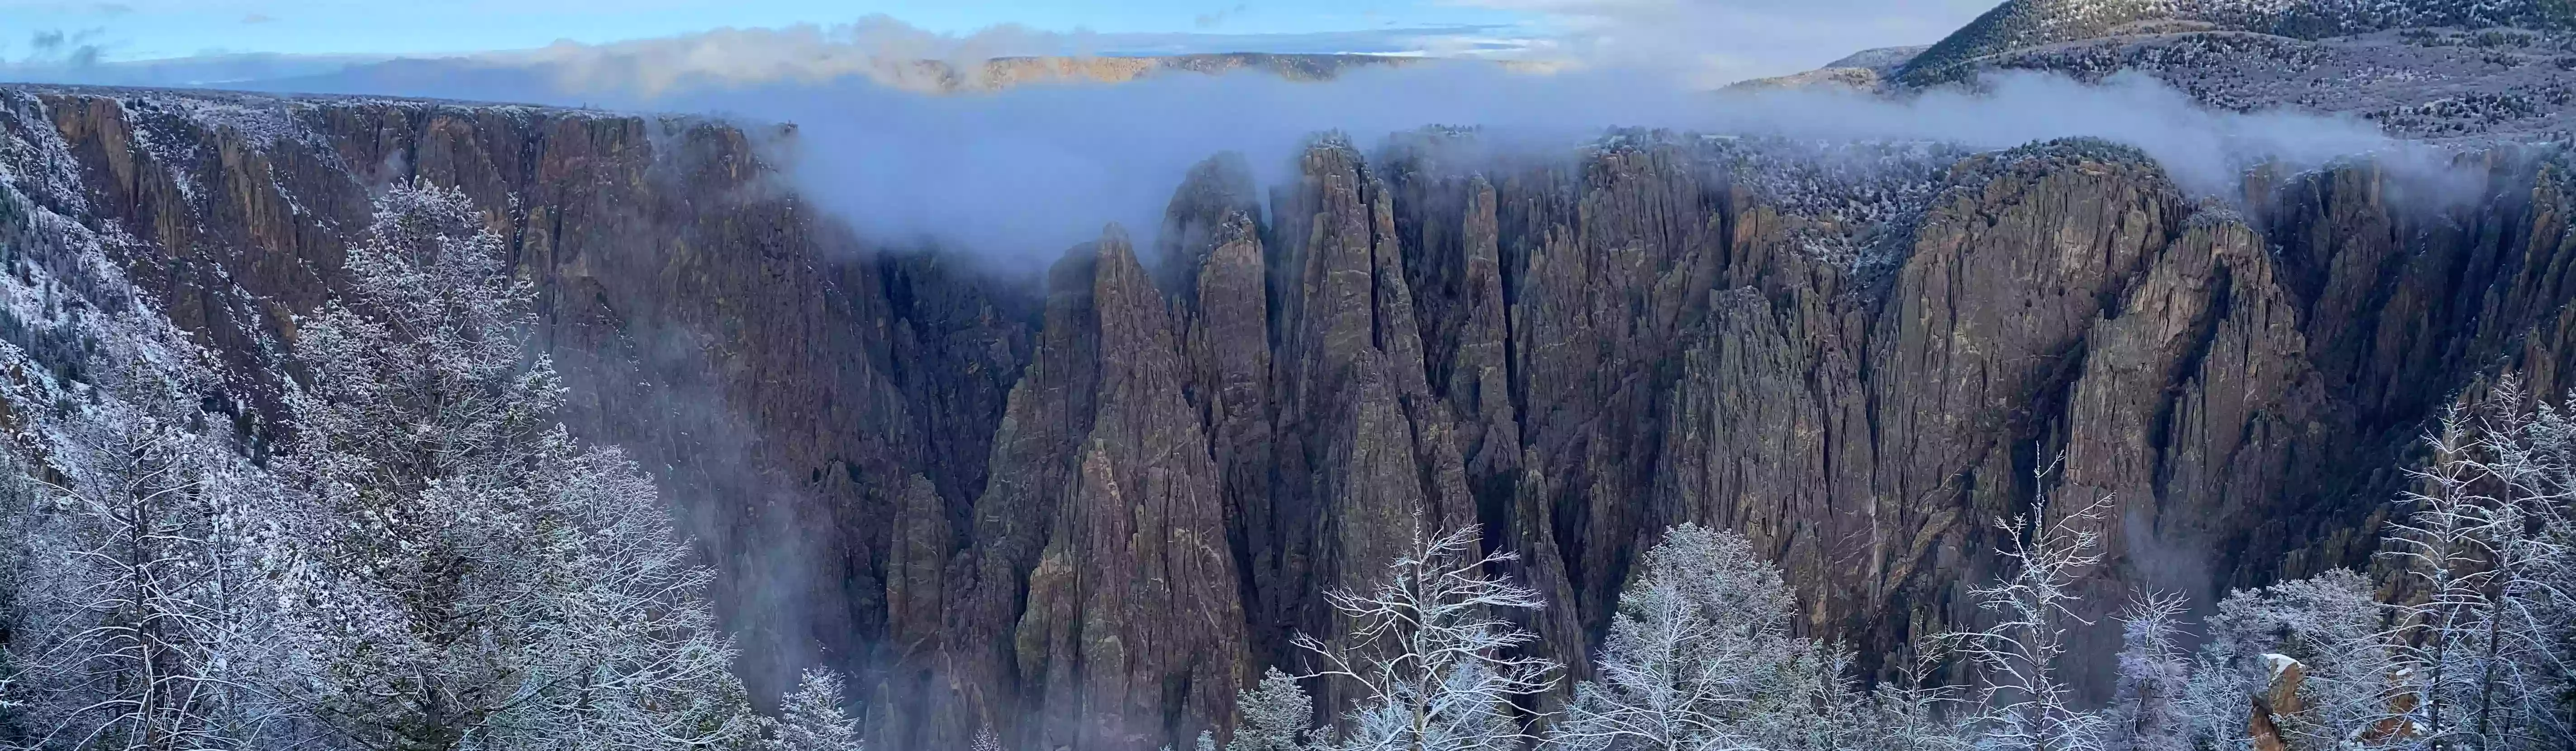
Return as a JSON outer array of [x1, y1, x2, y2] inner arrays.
[[219, 40, 2429, 261], [662, 66, 2414, 259]]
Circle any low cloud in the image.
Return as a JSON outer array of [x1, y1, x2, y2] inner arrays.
[[242, 13, 276, 24], [627, 66, 2410, 260], [4, 14, 2433, 263]]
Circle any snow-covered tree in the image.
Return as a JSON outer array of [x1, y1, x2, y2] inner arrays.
[[10, 419, 237, 751], [0, 309, 319, 751], [2388, 400, 2510, 750], [1231, 668, 1320, 751], [757, 669, 862, 751], [1840, 643, 1975, 751], [2185, 569, 2401, 751], [2376, 377, 2576, 750], [0, 453, 28, 725], [1535, 521, 1980, 751], [476, 448, 757, 751], [1945, 455, 2110, 751], [2152, 376, 2576, 751], [1549, 522, 1833, 751], [2101, 594, 2188, 751], [2502, 401, 2576, 747], [278, 182, 752, 751], [1292, 522, 1560, 751]]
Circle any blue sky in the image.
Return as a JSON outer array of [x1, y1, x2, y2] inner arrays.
[[0, 0, 2001, 83], [2, 0, 1540, 60]]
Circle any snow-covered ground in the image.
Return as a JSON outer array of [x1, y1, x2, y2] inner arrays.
[[1970, 26, 2576, 139]]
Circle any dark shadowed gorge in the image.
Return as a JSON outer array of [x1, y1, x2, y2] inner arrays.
[[3, 82, 2572, 751]]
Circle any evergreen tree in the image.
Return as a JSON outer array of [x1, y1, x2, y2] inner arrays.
[[1549, 523, 1830, 751], [758, 669, 862, 751], [1229, 669, 1320, 751]]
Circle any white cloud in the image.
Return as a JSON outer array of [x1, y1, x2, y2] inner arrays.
[[547, 65, 2416, 259], [2, 3, 2447, 265]]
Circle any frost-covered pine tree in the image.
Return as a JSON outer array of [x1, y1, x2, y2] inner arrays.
[[1946, 455, 2110, 751], [0, 314, 311, 751], [1549, 522, 1834, 751], [1292, 522, 1560, 751], [490, 448, 757, 751], [2101, 594, 2188, 751], [757, 669, 862, 751], [279, 182, 751, 751], [1742, 639, 1981, 751], [1544, 521, 1975, 751], [1230, 668, 1320, 751]]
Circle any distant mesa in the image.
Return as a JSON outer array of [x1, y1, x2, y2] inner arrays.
[[325, 51, 1423, 99], [4, 50, 1426, 105], [940, 52, 1421, 91]]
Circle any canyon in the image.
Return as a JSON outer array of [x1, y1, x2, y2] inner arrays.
[[2, 73, 2571, 751]]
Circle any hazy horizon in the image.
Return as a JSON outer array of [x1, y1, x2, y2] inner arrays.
[[1, 0, 1996, 86]]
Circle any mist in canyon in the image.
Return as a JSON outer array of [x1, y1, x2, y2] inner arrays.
[[205, 20, 2443, 260]]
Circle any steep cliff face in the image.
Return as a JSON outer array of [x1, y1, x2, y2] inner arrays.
[[5, 84, 2573, 751], [0, 85, 1046, 732]]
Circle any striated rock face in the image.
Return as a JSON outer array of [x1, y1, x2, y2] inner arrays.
[[943, 229, 1250, 751], [9, 84, 2576, 751]]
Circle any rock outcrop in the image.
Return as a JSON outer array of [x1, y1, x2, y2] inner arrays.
[[5, 85, 2575, 751]]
